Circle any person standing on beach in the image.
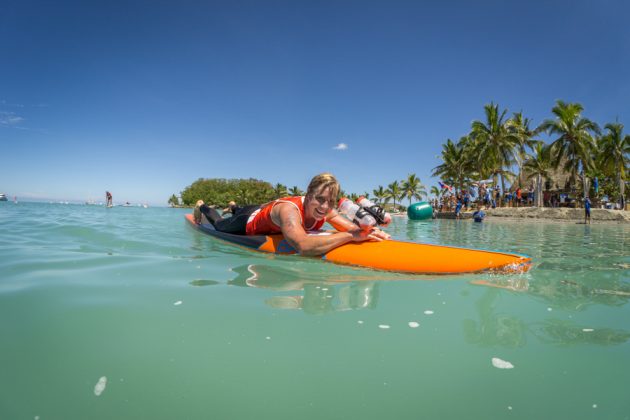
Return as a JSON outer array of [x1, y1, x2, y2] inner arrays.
[[196, 173, 390, 256], [455, 198, 462, 219], [584, 197, 591, 224]]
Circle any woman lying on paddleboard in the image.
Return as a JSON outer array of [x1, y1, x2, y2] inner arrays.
[[195, 173, 391, 256]]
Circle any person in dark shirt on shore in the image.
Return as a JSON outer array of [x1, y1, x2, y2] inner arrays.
[[584, 197, 591, 224]]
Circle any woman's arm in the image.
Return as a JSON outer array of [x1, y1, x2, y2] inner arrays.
[[274, 204, 378, 256]]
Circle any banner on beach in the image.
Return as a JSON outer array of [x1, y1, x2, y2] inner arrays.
[[471, 179, 493, 186]]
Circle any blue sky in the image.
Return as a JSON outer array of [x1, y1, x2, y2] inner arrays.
[[1, 0, 629, 205]]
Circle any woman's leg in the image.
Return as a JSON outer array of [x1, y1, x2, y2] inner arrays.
[[199, 205, 223, 225], [201, 204, 260, 234]]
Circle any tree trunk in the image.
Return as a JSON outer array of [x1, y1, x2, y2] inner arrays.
[[582, 170, 589, 200], [535, 174, 543, 207], [619, 172, 626, 208]]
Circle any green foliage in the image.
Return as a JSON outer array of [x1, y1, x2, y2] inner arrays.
[[372, 186, 386, 204], [401, 173, 426, 204], [272, 183, 288, 198], [180, 178, 275, 207], [470, 103, 520, 190], [539, 100, 600, 182], [385, 181, 403, 208], [167, 194, 179, 207], [289, 186, 304, 196]]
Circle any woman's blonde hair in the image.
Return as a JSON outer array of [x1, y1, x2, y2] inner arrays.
[[306, 173, 340, 203], [193, 200, 204, 224]]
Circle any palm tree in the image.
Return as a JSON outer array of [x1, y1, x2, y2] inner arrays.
[[349, 193, 359, 202], [598, 122, 630, 206], [272, 183, 288, 198], [523, 142, 552, 207], [538, 100, 600, 200], [509, 111, 540, 187], [401, 173, 426, 205], [168, 194, 179, 207], [470, 103, 520, 193], [432, 137, 470, 193], [289, 186, 303, 196], [430, 186, 441, 199], [372, 186, 386, 204], [385, 181, 402, 211]]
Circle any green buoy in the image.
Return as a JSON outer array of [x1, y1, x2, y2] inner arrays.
[[408, 202, 433, 220]]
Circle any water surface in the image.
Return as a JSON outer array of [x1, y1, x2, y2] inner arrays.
[[0, 202, 628, 419]]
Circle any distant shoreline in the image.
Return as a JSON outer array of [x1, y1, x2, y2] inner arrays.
[[435, 207, 629, 223]]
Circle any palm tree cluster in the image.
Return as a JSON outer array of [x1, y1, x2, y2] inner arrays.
[[432, 100, 629, 207], [352, 174, 427, 211]]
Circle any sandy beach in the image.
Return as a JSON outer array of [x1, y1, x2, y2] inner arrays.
[[435, 207, 630, 223]]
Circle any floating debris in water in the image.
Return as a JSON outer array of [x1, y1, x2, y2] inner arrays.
[[547, 307, 553, 312], [424, 310, 434, 315], [357, 320, 364, 324], [582, 328, 594, 332], [378, 324, 390, 329], [174, 300, 183, 306], [491, 357, 514, 369], [507, 406, 513, 411], [94, 376, 107, 396], [265, 336, 271, 340], [408, 322, 420, 328]]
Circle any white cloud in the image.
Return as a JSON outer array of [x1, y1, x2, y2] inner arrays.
[[0, 111, 24, 126], [333, 143, 348, 151]]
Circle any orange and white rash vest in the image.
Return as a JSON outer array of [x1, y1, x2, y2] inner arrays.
[[246, 196, 326, 235]]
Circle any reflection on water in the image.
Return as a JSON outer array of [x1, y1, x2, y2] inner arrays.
[[532, 319, 630, 346], [189, 279, 220, 287], [463, 288, 528, 348], [227, 264, 380, 314], [465, 282, 630, 348], [472, 273, 630, 310]]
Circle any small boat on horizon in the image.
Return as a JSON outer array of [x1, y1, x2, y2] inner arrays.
[[0, 193, 8, 202]]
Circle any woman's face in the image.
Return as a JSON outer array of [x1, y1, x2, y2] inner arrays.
[[305, 186, 335, 220]]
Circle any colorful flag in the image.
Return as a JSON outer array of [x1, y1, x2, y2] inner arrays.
[[438, 181, 452, 191]]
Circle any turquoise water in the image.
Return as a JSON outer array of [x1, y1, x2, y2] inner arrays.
[[1, 202, 628, 419]]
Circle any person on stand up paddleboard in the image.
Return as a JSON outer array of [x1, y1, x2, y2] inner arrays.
[[196, 173, 391, 256]]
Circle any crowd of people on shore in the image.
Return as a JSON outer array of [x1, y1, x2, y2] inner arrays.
[[428, 182, 623, 218], [431, 183, 535, 215]]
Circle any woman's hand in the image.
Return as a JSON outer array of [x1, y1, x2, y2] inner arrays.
[[370, 227, 391, 240], [350, 227, 390, 242]]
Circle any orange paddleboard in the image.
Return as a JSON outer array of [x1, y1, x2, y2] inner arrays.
[[185, 213, 531, 274]]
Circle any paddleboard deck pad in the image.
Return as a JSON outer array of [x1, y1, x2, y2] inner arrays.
[[185, 214, 531, 274]]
